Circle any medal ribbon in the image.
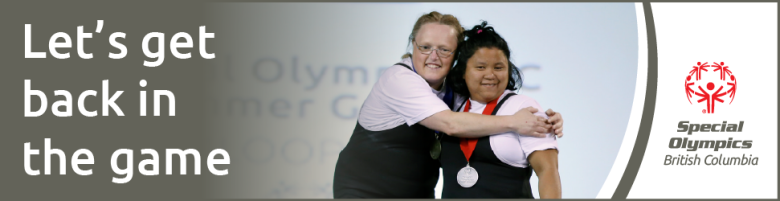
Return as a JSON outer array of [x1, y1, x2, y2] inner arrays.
[[460, 98, 500, 162]]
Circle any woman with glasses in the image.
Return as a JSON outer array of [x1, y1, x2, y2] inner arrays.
[[332, 12, 565, 198], [441, 22, 561, 198]]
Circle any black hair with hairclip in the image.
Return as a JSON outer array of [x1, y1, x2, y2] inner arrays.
[[448, 21, 523, 98]]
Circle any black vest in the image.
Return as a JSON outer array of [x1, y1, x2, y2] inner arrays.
[[333, 62, 443, 198], [441, 93, 535, 198], [333, 122, 440, 198]]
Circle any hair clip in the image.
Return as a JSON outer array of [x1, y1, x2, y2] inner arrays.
[[477, 29, 482, 34]]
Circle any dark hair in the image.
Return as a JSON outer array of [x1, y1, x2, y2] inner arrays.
[[448, 21, 522, 98]]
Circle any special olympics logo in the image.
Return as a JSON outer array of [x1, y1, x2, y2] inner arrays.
[[684, 62, 737, 114]]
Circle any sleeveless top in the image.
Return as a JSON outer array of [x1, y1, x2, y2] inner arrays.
[[441, 92, 539, 198], [333, 61, 451, 198]]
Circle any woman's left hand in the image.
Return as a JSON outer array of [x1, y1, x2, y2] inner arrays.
[[545, 109, 564, 138]]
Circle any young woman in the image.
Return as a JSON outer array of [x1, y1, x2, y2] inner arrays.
[[441, 22, 561, 198], [332, 13, 564, 198]]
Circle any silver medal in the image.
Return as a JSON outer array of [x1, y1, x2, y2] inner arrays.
[[456, 164, 479, 188]]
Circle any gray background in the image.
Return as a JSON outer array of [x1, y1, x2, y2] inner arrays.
[[0, 1, 215, 199]]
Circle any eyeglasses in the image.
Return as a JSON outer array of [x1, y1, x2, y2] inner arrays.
[[414, 41, 454, 58]]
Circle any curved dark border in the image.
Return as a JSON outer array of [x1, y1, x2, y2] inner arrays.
[[611, 2, 658, 199]]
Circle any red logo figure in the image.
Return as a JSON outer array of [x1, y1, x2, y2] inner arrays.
[[690, 62, 710, 81], [724, 75, 737, 103], [684, 62, 737, 114], [711, 62, 731, 81], [685, 75, 696, 104]]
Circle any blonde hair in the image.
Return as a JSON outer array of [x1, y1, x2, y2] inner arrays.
[[402, 11, 465, 59]]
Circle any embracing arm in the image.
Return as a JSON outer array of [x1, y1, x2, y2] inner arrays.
[[376, 66, 565, 138], [419, 107, 550, 138], [529, 149, 561, 199]]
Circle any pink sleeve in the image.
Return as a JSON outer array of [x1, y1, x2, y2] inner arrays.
[[516, 97, 559, 158], [376, 67, 449, 126]]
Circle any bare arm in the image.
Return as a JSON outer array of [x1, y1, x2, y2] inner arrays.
[[419, 107, 550, 138], [528, 149, 561, 199]]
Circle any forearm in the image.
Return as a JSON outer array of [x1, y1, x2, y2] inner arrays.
[[420, 110, 514, 138], [529, 149, 561, 199], [537, 168, 562, 199]]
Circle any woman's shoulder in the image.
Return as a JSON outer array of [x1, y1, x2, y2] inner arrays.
[[498, 91, 544, 115], [503, 91, 539, 107], [377, 58, 425, 85], [382, 58, 415, 76]]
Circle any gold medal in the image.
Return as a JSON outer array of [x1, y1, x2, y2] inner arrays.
[[430, 139, 441, 159]]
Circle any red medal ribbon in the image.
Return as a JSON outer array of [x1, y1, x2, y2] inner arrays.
[[460, 98, 500, 162]]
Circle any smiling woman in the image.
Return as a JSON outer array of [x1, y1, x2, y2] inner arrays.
[[441, 22, 561, 198], [406, 22, 460, 91], [332, 13, 564, 198], [463, 48, 513, 102]]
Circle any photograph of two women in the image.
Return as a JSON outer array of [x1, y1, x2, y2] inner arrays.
[[208, 3, 638, 198], [333, 12, 564, 198]]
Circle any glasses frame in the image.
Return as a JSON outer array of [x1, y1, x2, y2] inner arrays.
[[413, 41, 455, 58]]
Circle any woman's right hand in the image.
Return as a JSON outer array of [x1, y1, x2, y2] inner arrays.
[[511, 107, 552, 138]]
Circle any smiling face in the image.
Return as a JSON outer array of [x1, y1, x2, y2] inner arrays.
[[412, 23, 458, 90], [463, 47, 510, 103]]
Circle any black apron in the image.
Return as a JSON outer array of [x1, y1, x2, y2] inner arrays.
[[333, 122, 439, 198], [332, 62, 450, 198], [441, 93, 535, 198]]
